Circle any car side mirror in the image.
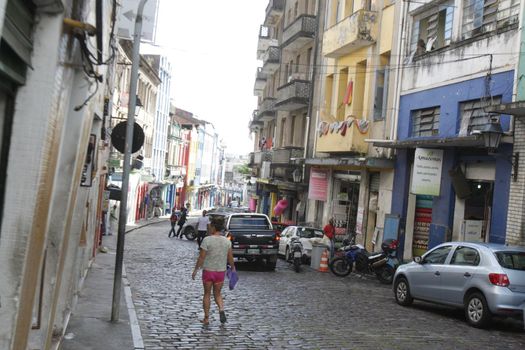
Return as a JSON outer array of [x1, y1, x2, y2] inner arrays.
[[413, 256, 422, 264]]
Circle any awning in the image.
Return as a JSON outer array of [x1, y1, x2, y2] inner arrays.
[[305, 156, 394, 169], [372, 135, 484, 149], [371, 135, 493, 149], [487, 101, 525, 116]]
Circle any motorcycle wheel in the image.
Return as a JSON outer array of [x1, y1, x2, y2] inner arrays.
[[376, 265, 395, 284], [183, 226, 197, 241], [329, 257, 352, 277], [294, 257, 301, 273]]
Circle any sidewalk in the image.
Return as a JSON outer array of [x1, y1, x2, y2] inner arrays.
[[60, 217, 166, 350]]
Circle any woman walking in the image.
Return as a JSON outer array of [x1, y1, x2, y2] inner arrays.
[[192, 216, 235, 325]]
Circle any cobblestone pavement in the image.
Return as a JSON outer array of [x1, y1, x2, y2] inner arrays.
[[124, 222, 524, 350]]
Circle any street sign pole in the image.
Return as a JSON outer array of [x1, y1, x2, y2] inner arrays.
[[111, 0, 149, 322]]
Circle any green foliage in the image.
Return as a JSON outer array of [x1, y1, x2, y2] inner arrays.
[[234, 164, 251, 175]]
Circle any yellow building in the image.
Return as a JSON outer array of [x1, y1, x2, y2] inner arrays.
[[305, 0, 399, 250]]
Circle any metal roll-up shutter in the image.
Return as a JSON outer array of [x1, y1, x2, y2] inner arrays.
[[369, 173, 380, 192], [0, 0, 35, 85]]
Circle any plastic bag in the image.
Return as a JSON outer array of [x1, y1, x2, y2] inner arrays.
[[226, 266, 238, 290]]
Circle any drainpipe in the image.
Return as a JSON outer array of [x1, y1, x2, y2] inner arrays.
[[304, 0, 323, 176], [388, 0, 408, 156], [111, 0, 148, 322]]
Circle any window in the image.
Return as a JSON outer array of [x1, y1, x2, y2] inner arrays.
[[295, 55, 300, 73], [411, 106, 440, 137], [294, 2, 298, 18], [459, 96, 502, 135], [306, 48, 312, 79], [496, 251, 525, 271], [373, 66, 389, 121], [423, 245, 452, 264], [462, 0, 520, 39], [451, 246, 480, 266], [410, 2, 454, 56]]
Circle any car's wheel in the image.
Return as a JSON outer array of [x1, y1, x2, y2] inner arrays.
[[465, 292, 492, 328], [183, 226, 197, 240], [394, 277, 413, 306], [329, 257, 352, 277]]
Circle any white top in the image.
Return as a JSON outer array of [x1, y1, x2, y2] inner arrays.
[[197, 216, 210, 231]]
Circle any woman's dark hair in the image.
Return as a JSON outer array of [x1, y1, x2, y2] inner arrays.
[[210, 216, 225, 231]]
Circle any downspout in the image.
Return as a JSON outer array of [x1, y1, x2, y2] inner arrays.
[[388, 0, 408, 156], [304, 0, 323, 176]]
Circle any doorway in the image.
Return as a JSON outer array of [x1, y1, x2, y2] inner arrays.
[[463, 181, 493, 242]]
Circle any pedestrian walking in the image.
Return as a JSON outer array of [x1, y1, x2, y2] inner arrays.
[[168, 208, 178, 238], [192, 216, 235, 325], [197, 210, 210, 249], [323, 218, 336, 258], [176, 203, 190, 238], [109, 204, 118, 235]]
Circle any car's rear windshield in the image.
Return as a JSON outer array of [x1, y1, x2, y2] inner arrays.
[[298, 228, 323, 238], [229, 216, 270, 229], [495, 251, 525, 271]]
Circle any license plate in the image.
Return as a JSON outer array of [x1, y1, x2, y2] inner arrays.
[[247, 248, 259, 255], [294, 251, 302, 258]]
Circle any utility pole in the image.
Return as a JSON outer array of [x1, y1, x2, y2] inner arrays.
[[111, 0, 149, 322]]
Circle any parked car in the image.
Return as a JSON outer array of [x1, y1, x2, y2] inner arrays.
[[224, 213, 279, 269], [180, 211, 230, 239], [278, 226, 324, 262], [393, 242, 525, 328], [272, 221, 290, 236]]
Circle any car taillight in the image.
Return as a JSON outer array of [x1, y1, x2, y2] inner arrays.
[[488, 273, 510, 287], [389, 240, 398, 250], [274, 235, 280, 241]]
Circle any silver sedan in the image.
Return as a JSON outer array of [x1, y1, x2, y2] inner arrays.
[[393, 242, 525, 328]]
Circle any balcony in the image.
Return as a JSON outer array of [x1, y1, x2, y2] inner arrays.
[[271, 147, 304, 165], [261, 46, 281, 74], [275, 79, 310, 111], [253, 150, 273, 166], [253, 67, 267, 96], [248, 152, 255, 166], [257, 25, 279, 60], [282, 15, 316, 52], [249, 111, 263, 131], [264, 0, 285, 26], [323, 10, 378, 58], [256, 97, 277, 121], [315, 120, 368, 154]]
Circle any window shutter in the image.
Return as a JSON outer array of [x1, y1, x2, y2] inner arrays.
[[0, 0, 35, 84]]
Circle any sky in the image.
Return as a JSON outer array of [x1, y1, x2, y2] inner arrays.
[[146, 0, 268, 155]]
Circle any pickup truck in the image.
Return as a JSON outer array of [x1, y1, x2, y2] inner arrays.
[[225, 213, 279, 270]]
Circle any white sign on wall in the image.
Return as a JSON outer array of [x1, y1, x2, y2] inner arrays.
[[463, 220, 484, 242], [411, 148, 444, 196], [117, 0, 159, 42]]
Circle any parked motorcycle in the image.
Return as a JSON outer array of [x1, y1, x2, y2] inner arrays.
[[288, 237, 303, 273], [329, 238, 399, 284]]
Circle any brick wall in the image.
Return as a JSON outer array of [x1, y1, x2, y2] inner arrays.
[[506, 117, 525, 246]]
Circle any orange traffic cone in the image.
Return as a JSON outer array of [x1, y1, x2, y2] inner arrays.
[[318, 249, 329, 272]]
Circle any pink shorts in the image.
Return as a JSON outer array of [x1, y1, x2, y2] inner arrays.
[[202, 270, 226, 283]]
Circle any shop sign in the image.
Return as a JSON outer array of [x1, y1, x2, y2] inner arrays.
[[308, 168, 330, 201], [411, 148, 444, 196]]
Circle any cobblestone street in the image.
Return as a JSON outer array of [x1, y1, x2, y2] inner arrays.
[[124, 222, 524, 350]]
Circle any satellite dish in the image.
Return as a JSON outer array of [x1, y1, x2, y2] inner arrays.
[[111, 121, 145, 154]]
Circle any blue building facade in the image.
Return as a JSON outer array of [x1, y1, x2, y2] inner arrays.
[[391, 71, 514, 258]]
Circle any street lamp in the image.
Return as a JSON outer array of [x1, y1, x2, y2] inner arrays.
[[479, 116, 503, 153]]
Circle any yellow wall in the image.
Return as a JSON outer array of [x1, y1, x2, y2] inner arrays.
[[379, 5, 395, 55]]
